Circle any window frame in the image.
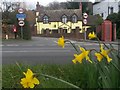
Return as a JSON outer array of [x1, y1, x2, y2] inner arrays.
[[101, 13, 104, 17], [119, 5, 120, 12], [62, 15, 67, 24], [72, 14, 78, 23], [43, 15, 49, 24], [110, 7, 114, 14]]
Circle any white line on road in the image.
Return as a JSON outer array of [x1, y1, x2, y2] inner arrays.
[[0, 45, 4, 46], [2, 43, 118, 47], [2, 50, 71, 53], [6, 44, 19, 46], [54, 41, 57, 44], [45, 38, 48, 40], [54, 41, 98, 45]]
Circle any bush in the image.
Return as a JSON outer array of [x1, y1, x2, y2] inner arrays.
[[23, 20, 31, 40]]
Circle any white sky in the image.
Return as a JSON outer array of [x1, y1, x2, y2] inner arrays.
[[30, 0, 95, 5], [25, 0, 95, 9], [1, 0, 95, 9], [36, 0, 94, 5]]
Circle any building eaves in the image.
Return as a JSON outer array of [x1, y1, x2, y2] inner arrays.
[[93, 2, 100, 5]]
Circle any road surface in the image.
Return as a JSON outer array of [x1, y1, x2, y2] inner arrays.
[[2, 37, 118, 65]]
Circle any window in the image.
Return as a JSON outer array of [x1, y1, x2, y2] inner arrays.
[[110, 7, 113, 14], [43, 15, 49, 24], [62, 15, 67, 23], [119, 5, 120, 12], [72, 15, 77, 23], [101, 13, 104, 17]]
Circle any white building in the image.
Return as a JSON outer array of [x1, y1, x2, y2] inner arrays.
[[93, 0, 120, 19]]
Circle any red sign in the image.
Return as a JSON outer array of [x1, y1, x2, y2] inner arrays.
[[83, 13, 88, 19], [13, 25, 17, 32], [19, 21, 25, 26], [13, 28, 17, 32], [83, 19, 87, 25], [18, 8, 24, 13]]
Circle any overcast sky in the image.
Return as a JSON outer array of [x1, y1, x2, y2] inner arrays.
[[32, 0, 95, 6], [1, 0, 95, 10], [25, 0, 95, 9]]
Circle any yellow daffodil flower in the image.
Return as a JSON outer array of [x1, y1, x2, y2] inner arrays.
[[72, 47, 92, 64], [57, 36, 65, 48], [88, 32, 96, 39], [95, 45, 112, 63], [20, 69, 40, 88], [23, 69, 34, 78]]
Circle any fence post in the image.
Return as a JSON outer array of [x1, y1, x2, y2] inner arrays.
[[5, 34, 9, 39]]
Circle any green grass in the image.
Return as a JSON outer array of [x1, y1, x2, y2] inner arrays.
[[0, 65, 2, 90], [2, 42, 120, 89], [2, 55, 120, 88], [2, 63, 98, 88]]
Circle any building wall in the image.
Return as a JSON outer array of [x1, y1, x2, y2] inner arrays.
[[37, 21, 83, 34], [93, 0, 120, 19]]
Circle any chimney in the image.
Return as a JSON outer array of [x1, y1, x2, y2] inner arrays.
[[36, 2, 40, 12], [79, 2, 82, 12]]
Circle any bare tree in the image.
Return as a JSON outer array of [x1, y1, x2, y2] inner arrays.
[[2, 2, 20, 12], [45, 1, 67, 10], [46, 1, 60, 10]]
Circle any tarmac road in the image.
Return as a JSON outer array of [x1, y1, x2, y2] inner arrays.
[[2, 37, 118, 65]]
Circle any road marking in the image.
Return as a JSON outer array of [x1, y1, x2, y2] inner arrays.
[[2, 50, 71, 53], [54, 41, 57, 44], [45, 38, 48, 40], [0, 45, 4, 46], [54, 40, 76, 44], [6, 44, 19, 46], [2, 43, 118, 47]]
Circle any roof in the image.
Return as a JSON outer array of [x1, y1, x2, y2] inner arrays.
[[93, 0, 105, 5], [93, 2, 100, 5], [37, 9, 98, 26], [37, 9, 82, 22]]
